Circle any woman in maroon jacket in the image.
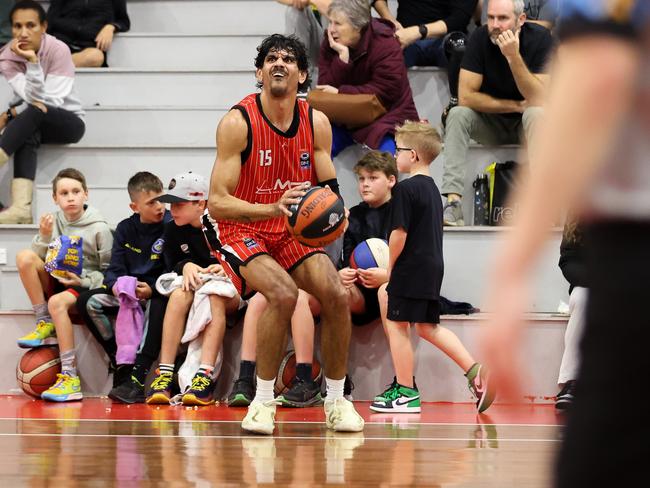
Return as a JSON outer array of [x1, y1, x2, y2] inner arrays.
[[317, 0, 418, 157]]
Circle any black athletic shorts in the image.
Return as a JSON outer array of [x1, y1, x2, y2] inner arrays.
[[386, 294, 440, 324]]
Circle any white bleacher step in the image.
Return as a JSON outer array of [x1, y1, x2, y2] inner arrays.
[[0, 309, 568, 402], [109, 34, 267, 69]]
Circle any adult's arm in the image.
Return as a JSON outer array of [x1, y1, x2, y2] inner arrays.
[[458, 68, 524, 113], [311, 109, 336, 182]]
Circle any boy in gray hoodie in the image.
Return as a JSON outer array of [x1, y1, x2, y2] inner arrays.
[[16, 168, 112, 402]]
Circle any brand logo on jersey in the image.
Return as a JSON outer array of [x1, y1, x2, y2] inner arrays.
[[180, 243, 189, 254], [151, 238, 164, 254], [256, 179, 308, 195], [243, 237, 259, 249], [299, 151, 311, 169]]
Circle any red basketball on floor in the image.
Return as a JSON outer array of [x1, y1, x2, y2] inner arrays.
[[16, 346, 61, 398], [285, 186, 346, 248], [274, 350, 323, 396]]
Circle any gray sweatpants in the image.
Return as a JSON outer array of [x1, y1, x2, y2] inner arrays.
[[441, 105, 542, 196]]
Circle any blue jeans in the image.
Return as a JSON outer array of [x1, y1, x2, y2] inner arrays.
[[331, 125, 396, 158], [403, 38, 447, 68]]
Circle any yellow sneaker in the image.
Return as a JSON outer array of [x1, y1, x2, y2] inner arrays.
[[17, 320, 57, 348], [41, 373, 83, 402]]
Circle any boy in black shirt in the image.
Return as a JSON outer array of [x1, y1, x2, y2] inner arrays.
[[370, 121, 495, 414], [76, 172, 171, 403], [340, 150, 397, 325], [145, 172, 242, 406]]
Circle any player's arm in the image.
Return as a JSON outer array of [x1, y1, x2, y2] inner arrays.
[[208, 110, 299, 222], [387, 227, 407, 278]]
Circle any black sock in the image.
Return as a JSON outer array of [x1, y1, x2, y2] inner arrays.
[[131, 362, 148, 386], [296, 363, 312, 383], [239, 360, 256, 380]]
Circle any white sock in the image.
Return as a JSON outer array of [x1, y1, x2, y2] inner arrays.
[[325, 377, 345, 401], [254, 376, 276, 403]]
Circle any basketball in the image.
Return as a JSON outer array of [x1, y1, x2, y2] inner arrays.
[[285, 186, 346, 248], [350, 238, 389, 269], [16, 346, 61, 398], [274, 350, 323, 396]]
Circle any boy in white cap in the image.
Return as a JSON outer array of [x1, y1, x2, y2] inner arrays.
[[146, 172, 241, 406]]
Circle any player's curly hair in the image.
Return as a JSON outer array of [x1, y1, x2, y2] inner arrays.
[[254, 34, 311, 92]]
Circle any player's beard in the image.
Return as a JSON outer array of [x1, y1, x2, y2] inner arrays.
[[269, 81, 289, 97]]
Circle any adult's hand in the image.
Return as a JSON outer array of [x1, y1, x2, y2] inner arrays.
[[10, 38, 37, 63], [95, 24, 116, 51], [496, 29, 520, 61], [327, 27, 350, 63], [276, 181, 310, 217], [395, 26, 420, 49]]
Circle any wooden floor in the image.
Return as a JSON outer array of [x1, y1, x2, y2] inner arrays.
[[0, 396, 562, 486]]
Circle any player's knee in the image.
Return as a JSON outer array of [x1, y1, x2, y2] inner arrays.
[[265, 280, 298, 310]]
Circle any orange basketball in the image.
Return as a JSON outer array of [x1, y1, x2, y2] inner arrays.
[[274, 350, 323, 396], [16, 346, 61, 398], [285, 186, 346, 247]]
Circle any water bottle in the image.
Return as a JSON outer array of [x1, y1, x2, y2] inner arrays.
[[472, 174, 490, 226]]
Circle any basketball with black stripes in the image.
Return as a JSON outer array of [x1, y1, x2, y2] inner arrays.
[[16, 346, 61, 397], [285, 186, 346, 247]]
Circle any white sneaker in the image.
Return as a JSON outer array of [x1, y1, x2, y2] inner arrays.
[[324, 397, 365, 432], [242, 400, 277, 435]]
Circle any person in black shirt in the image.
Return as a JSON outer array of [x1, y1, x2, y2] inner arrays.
[[76, 172, 171, 404], [146, 172, 241, 407], [340, 150, 396, 325], [441, 0, 553, 226], [370, 121, 496, 414]]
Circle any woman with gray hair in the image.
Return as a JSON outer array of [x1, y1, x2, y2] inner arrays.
[[316, 0, 418, 157]]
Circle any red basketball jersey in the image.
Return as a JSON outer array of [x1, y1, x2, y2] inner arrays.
[[229, 93, 317, 234]]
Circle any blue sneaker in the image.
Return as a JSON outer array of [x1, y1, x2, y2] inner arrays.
[[17, 320, 57, 348]]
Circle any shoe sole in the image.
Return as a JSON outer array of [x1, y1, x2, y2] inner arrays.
[[108, 392, 145, 404], [182, 394, 215, 406], [477, 378, 496, 414], [241, 421, 275, 435], [41, 392, 83, 402], [278, 393, 323, 408], [227, 394, 252, 407], [443, 220, 464, 227], [327, 419, 365, 432], [369, 404, 421, 414], [146, 393, 171, 405], [17, 337, 59, 349]]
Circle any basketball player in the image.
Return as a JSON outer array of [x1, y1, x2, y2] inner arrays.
[[480, 1, 649, 486], [203, 34, 364, 434]]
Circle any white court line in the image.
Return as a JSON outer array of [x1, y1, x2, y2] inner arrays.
[[0, 432, 561, 442], [0, 417, 561, 428]]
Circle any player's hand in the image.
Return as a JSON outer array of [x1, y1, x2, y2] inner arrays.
[[326, 27, 350, 63], [277, 181, 310, 217], [39, 213, 54, 238], [395, 26, 420, 49], [56, 271, 82, 287], [357, 267, 388, 289], [11, 38, 38, 63], [338, 267, 358, 288], [496, 28, 520, 61], [135, 281, 153, 300], [182, 262, 202, 291], [203, 263, 225, 276], [95, 24, 116, 51], [515, 99, 528, 113]]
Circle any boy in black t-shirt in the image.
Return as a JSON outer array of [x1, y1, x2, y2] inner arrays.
[[370, 121, 496, 414], [340, 150, 397, 325]]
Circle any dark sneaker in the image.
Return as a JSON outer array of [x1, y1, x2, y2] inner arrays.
[[227, 377, 255, 407], [466, 363, 496, 413], [443, 200, 464, 226], [344, 375, 355, 400], [146, 371, 174, 405], [112, 364, 133, 389], [278, 377, 323, 407], [441, 97, 458, 129], [555, 380, 576, 412], [182, 372, 216, 406], [109, 376, 145, 404]]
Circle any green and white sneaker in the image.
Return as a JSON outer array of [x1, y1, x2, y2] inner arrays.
[[466, 363, 496, 413], [373, 377, 399, 402], [17, 320, 57, 348], [370, 382, 421, 413]]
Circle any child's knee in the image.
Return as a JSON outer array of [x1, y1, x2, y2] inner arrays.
[[415, 322, 435, 338], [169, 288, 193, 306], [16, 249, 39, 268], [48, 292, 73, 315]]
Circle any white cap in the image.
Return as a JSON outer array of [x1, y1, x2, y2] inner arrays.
[[157, 172, 208, 203]]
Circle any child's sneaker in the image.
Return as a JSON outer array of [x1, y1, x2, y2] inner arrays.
[[555, 380, 576, 412], [146, 371, 174, 404], [277, 377, 322, 407], [370, 382, 421, 413], [466, 363, 496, 413], [182, 372, 216, 406], [324, 397, 365, 432], [17, 320, 57, 348], [242, 400, 278, 435], [41, 373, 83, 402], [227, 377, 255, 407], [373, 377, 399, 401], [109, 375, 145, 404]]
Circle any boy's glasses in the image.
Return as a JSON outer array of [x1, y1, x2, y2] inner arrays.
[[394, 147, 413, 156]]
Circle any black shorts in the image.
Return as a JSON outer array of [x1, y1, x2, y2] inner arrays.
[[351, 283, 381, 326], [387, 294, 440, 324]]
